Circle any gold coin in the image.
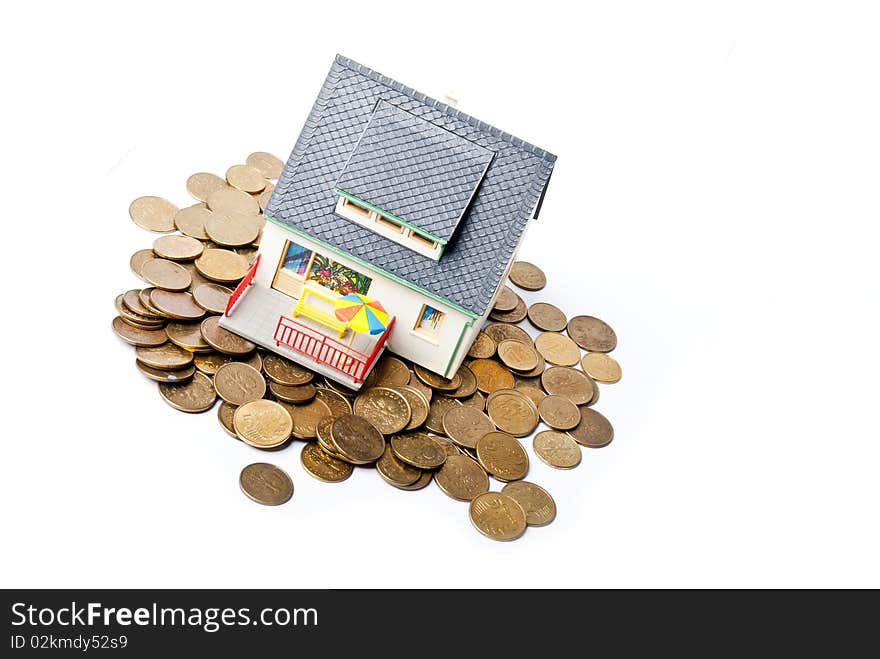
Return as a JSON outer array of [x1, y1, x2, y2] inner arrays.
[[490, 295, 527, 323], [246, 151, 284, 179], [112, 316, 167, 347], [493, 285, 519, 312], [205, 212, 262, 247], [268, 381, 316, 404], [434, 454, 489, 501], [194, 248, 250, 283], [200, 316, 255, 356], [467, 331, 497, 359], [446, 364, 477, 399], [389, 385, 430, 430], [288, 397, 332, 440], [516, 359, 546, 379], [129, 196, 178, 233], [390, 432, 447, 469], [569, 407, 614, 448], [441, 404, 495, 450], [353, 387, 411, 435], [262, 353, 314, 386], [166, 321, 212, 352], [514, 385, 546, 408], [301, 442, 354, 483], [469, 359, 515, 394], [486, 389, 539, 437], [497, 339, 540, 372], [469, 492, 527, 541], [173, 204, 212, 240], [413, 364, 461, 392], [233, 400, 292, 448], [366, 356, 411, 387], [330, 414, 385, 464], [192, 283, 233, 314], [501, 481, 556, 526], [475, 431, 529, 481], [430, 435, 461, 458], [258, 186, 274, 211], [115, 295, 165, 328], [567, 315, 617, 352], [186, 172, 228, 202], [136, 360, 195, 383], [538, 395, 580, 431], [181, 261, 214, 290], [123, 289, 161, 319], [213, 362, 266, 406], [533, 430, 582, 469], [226, 164, 267, 193], [130, 248, 156, 281], [424, 396, 462, 434], [206, 187, 260, 216], [193, 351, 259, 375], [581, 352, 622, 383], [152, 234, 204, 261], [141, 258, 192, 291], [508, 261, 546, 291], [158, 371, 216, 412], [541, 366, 595, 406], [405, 372, 433, 403], [149, 289, 206, 320], [217, 401, 238, 438], [534, 332, 581, 367], [135, 343, 194, 370], [138, 288, 165, 317], [483, 322, 531, 346], [313, 387, 352, 417], [375, 444, 422, 486], [461, 390, 486, 411], [239, 463, 293, 506], [391, 469, 433, 491], [527, 302, 567, 332]]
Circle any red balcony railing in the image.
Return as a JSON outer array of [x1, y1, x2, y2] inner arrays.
[[274, 314, 395, 383], [225, 254, 261, 317]]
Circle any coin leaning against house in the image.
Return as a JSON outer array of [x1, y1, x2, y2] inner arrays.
[[113, 151, 624, 541]]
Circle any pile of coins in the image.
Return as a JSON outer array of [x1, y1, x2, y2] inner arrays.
[[114, 151, 622, 542]]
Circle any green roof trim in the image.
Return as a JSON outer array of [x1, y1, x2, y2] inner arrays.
[[334, 188, 448, 246], [263, 214, 479, 320]]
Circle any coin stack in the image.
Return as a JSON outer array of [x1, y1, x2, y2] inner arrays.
[[114, 152, 622, 541]]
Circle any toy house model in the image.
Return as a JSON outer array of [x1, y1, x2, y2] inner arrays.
[[221, 55, 556, 390]]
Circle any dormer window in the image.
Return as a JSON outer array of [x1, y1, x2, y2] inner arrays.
[[333, 100, 495, 262]]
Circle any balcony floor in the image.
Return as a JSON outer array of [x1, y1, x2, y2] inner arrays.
[[219, 284, 382, 389]]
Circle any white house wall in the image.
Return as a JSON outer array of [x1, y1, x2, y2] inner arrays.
[[256, 222, 472, 377]]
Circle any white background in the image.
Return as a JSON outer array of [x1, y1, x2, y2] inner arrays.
[[2, 1, 878, 588]]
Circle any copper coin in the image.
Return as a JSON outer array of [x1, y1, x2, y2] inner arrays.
[[538, 395, 581, 431], [111, 316, 167, 347], [288, 398, 332, 440], [469, 359, 515, 394], [158, 371, 216, 412], [567, 315, 618, 352], [468, 331, 497, 359], [509, 261, 546, 291], [533, 430, 582, 469], [515, 385, 546, 408], [569, 407, 614, 448], [534, 332, 581, 367], [501, 481, 556, 527], [405, 373, 433, 405], [262, 353, 314, 386], [192, 283, 233, 314], [441, 404, 496, 450], [217, 402, 238, 438], [461, 390, 487, 411], [122, 289, 161, 319], [269, 381, 316, 404], [141, 258, 192, 291], [435, 454, 489, 502], [469, 492, 527, 541], [413, 364, 461, 392], [173, 204, 212, 240], [483, 322, 532, 346], [149, 289, 206, 320], [390, 432, 447, 469], [152, 234, 204, 261], [301, 443, 354, 483], [353, 387, 411, 435], [367, 356, 411, 387], [135, 343, 194, 370], [446, 364, 478, 399], [136, 360, 195, 384], [200, 316, 255, 356], [194, 248, 250, 283], [214, 361, 266, 405], [390, 385, 430, 430], [424, 396, 462, 434], [234, 400, 292, 448], [239, 463, 293, 506], [497, 339, 540, 372], [226, 164, 267, 193], [493, 285, 519, 312], [206, 187, 260, 216], [330, 414, 385, 464], [486, 389, 539, 437], [376, 444, 422, 486], [527, 302, 567, 332], [129, 196, 178, 233], [246, 151, 284, 179], [541, 366, 596, 406], [130, 249, 156, 280], [313, 387, 352, 417], [205, 211, 262, 247], [165, 321, 212, 352]]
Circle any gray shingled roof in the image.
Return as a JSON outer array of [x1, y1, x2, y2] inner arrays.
[[266, 54, 556, 316], [334, 100, 495, 243]]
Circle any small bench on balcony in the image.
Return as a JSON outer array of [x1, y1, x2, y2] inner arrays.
[[291, 287, 349, 338]]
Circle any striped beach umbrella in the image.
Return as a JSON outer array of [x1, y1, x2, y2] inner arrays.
[[333, 293, 389, 335]]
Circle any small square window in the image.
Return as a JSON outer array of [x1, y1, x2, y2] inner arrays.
[[415, 304, 444, 334], [409, 231, 439, 250], [376, 215, 405, 234], [341, 196, 371, 219]]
